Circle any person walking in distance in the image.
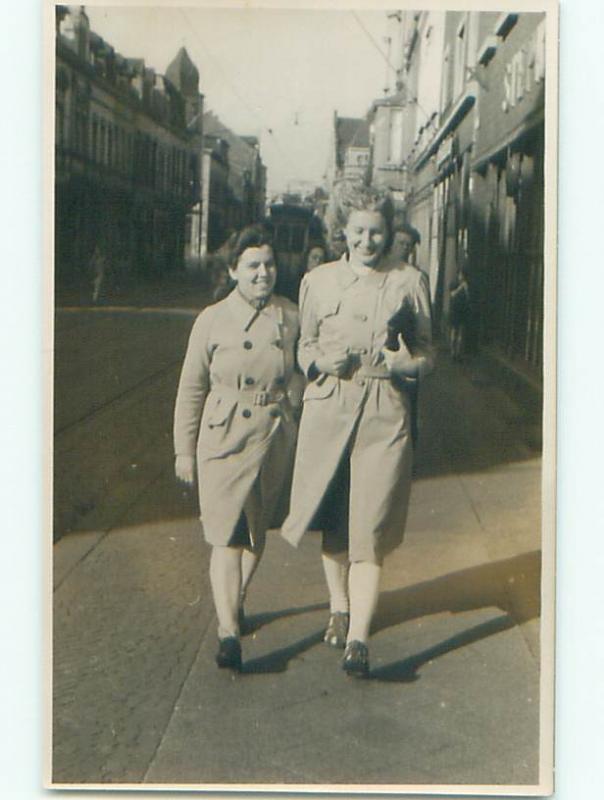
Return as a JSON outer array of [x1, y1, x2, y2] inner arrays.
[[174, 224, 300, 672], [281, 184, 433, 677]]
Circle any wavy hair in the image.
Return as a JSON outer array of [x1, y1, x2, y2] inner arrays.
[[332, 181, 395, 253]]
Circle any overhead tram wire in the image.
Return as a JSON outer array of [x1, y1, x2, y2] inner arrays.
[[349, 10, 434, 125], [178, 8, 301, 181]]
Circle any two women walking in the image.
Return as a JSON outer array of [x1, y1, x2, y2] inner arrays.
[[174, 184, 433, 676]]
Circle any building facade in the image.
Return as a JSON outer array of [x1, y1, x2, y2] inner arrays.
[[200, 112, 266, 254], [55, 6, 203, 296], [368, 10, 546, 380]]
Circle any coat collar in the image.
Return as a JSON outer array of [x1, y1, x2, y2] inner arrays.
[[335, 255, 390, 290], [226, 288, 283, 331]]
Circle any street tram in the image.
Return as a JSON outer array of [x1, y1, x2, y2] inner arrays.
[[268, 203, 325, 303]]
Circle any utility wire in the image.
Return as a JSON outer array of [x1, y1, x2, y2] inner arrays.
[[178, 8, 301, 178], [350, 11, 398, 76], [349, 10, 435, 125]]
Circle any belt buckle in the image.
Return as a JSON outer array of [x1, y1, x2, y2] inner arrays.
[[254, 391, 269, 406]]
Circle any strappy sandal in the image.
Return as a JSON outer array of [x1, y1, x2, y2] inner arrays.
[[342, 640, 369, 678], [324, 611, 349, 649]]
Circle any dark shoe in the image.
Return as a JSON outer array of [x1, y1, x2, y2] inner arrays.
[[215, 637, 242, 671], [324, 612, 349, 649], [342, 640, 369, 678]]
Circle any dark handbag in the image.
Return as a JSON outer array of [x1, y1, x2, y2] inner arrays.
[[385, 302, 419, 449]]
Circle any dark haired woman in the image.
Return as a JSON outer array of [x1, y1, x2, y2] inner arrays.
[[282, 184, 433, 677], [303, 242, 329, 273], [174, 224, 299, 671]]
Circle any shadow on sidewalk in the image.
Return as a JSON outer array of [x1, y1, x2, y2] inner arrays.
[[243, 601, 327, 637], [236, 551, 539, 678], [368, 549, 540, 683], [370, 614, 514, 683], [243, 629, 326, 675]]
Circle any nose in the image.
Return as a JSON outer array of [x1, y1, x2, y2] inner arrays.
[[361, 230, 371, 248], [257, 262, 268, 277]]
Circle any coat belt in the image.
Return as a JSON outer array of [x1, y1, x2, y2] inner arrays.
[[210, 384, 288, 407], [354, 364, 391, 379]]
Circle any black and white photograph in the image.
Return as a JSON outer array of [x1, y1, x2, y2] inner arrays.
[[47, 0, 557, 792]]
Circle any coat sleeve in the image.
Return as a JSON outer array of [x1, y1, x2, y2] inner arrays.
[[412, 271, 435, 379], [173, 310, 214, 456], [296, 274, 323, 379]]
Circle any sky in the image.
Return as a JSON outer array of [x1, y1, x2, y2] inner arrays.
[[85, 4, 393, 194]]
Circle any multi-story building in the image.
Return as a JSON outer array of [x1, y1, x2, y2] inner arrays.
[[55, 6, 203, 296], [201, 112, 266, 253], [368, 9, 546, 381], [324, 113, 371, 246]]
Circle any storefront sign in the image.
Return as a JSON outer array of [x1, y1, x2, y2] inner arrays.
[[502, 19, 545, 113]]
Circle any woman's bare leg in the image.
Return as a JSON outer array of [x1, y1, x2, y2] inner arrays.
[[209, 545, 242, 639], [240, 530, 266, 603], [347, 560, 382, 644], [321, 551, 350, 613]]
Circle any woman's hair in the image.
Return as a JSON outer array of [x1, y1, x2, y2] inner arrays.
[[333, 181, 395, 253], [303, 241, 329, 268], [227, 222, 274, 269], [394, 220, 421, 246]]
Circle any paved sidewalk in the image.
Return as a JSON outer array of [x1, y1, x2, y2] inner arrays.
[[53, 352, 544, 788]]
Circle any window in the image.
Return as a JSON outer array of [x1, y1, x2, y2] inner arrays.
[[454, 16, 468, 99], [389, 108, 404, 163], [91, 116, 98, 162], [440, 45, 451, 112], [99, 122, 106, 164]]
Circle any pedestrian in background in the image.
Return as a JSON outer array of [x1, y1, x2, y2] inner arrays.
[[303, 241, 329, 273], [391, 220, 421, 267], [449, 269, 470, 360], [282, 183, 433, 677], [174, 223, 300, 672], [388, 219, 426, 449], [90, 243, 108, 305]]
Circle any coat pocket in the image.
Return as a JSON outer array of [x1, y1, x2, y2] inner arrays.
[[303, 376, 337, 402], [204, 395, 237, 429], [319, 299, 341, 320]]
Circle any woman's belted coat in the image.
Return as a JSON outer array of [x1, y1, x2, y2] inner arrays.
[[174, 289, 299, 548], [281, 256, 433, 562]]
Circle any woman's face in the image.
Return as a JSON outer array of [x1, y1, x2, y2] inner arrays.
[[306, 246, 326, 271], [394, 232, 415, 263], [345, 210, 388, 268], [229, 244, 277, 304]]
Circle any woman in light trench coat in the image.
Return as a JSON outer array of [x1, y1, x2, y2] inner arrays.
[[174, 224, 299, 672], [281, 183, 434, 677]]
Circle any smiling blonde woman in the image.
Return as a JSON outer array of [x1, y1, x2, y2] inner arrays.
[[282, 184, 434, 677]]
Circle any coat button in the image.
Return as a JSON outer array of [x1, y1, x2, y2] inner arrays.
[[355, 313, 368, 322], [244, 376, 255, 385], [274, 340, 283, 349], [243, 340, 253, 350], [357, 378, 366, 387], [242, 409, 252, 418], [275, 376, 285, 386], [359, 348, 368, 355]]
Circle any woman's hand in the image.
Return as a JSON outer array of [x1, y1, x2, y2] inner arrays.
[[175, 454, 196, 485], [382, 335, 418, 378], [314, 348, 351, 378]]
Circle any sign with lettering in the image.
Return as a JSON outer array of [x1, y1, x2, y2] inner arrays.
[[502, 19, 545, 113]]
